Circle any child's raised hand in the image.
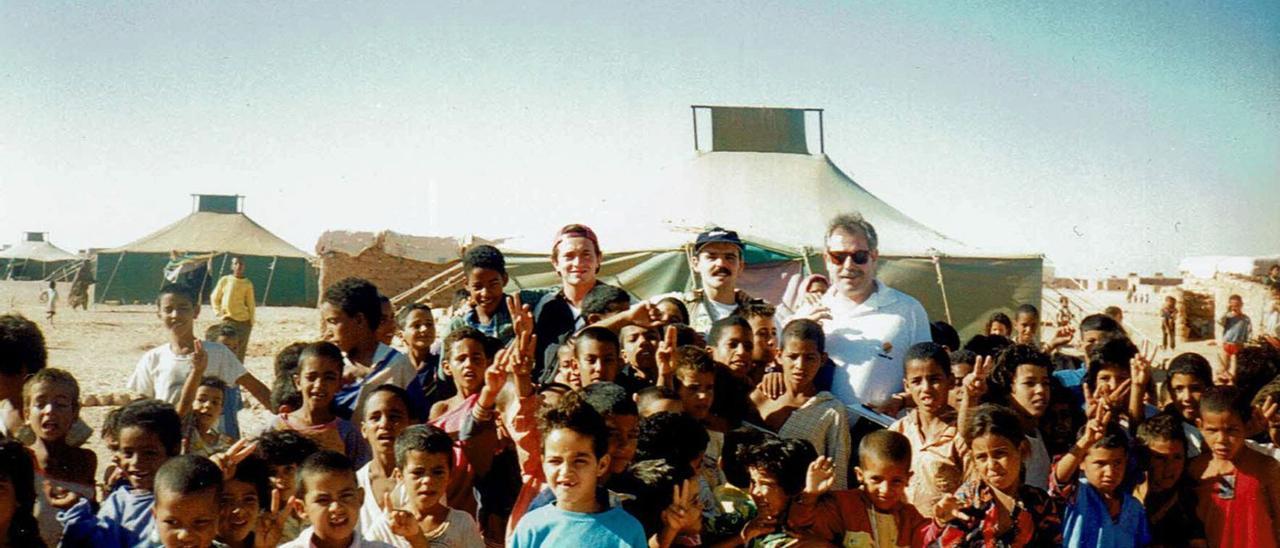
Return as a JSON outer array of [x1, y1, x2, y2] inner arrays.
[[478, 349, 511, 409], [253, 488, 287, 548], [933, 494, 969, 524], [1131, 341, 1156, 389], [1080, 405, 1112, 448], [512, 335, 535, 379], [793, 293, 832, 323], [660, 479, 701, 536], [211, 438, 259, 480], [655, 325, 677, 384], [383, 491, 424, 540], [1049, 326, 1075, 348], [487, 349, 511, 387], [803, 456, 836, 497], [508, 294, 534, 351], [192, 339, 208, 374], [1257, 396, 1280, 430], [963, 355, 993, 400], [625, 302, 663, 330]]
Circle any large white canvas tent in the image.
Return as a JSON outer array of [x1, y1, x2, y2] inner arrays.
[[0, 232, 80, 280], [412, 106, 1042, 337]]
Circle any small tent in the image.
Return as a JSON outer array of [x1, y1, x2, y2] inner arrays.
[[95, 195, 318, 307], [0, 232, 80, 280], [429, 106, 1042, 337]]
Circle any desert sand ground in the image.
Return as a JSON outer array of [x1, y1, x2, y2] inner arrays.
[[1, 280, 317, 482], [1, 280, 1216, 483]]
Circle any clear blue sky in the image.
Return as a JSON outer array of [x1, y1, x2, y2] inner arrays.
[[2, 1, 1276, 276]]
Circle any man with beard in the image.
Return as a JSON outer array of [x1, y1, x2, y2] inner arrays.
[[801, 213, 931, 410]]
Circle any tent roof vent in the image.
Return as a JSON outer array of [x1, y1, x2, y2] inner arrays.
[[193, 194, 242, 214]]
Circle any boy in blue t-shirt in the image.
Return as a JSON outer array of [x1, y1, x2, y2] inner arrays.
[[509, 390, 647, 547], [1051, 406, 1151, 547]]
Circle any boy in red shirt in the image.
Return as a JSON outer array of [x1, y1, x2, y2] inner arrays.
[[1189, 385, 1280, 547], [788, 430, 929, 546]]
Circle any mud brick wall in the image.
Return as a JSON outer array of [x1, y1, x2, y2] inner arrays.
[[318, 248, 456, 308]]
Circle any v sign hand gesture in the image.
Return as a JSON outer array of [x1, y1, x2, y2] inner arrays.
[[656, 325, 678, 389]]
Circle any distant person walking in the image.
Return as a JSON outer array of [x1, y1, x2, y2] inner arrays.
[[1160, 295, 1178, 350], [210, 255, 255, 362], [41, 281, 57, 327]]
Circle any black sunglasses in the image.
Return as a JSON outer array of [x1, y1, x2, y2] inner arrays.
[[826, 249, 872, 266]]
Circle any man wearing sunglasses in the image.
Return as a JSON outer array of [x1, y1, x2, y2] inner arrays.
[[819, 213, 931, 411]]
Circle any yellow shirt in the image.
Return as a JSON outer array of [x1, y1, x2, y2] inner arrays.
[[211, 275, 255, 323]]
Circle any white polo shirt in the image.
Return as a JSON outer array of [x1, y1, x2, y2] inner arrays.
[[822, 280, 931, 407]]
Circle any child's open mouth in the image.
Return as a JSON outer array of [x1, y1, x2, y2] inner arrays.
[[327, 513, 350, 528]]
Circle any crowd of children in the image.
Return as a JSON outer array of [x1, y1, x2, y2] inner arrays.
[[1, 244, 1280, 548]]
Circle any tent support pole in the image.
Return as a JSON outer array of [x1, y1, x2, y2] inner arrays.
[[263, 256, 277, 306], [101, 252, 125, 303], [931, 254, 953, 325]]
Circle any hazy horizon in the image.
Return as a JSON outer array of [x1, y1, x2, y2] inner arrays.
[[3, 2, 1277, 277]]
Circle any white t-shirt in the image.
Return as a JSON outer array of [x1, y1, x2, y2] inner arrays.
[[1024, 430, 1050, 490], [821, 281, 932, 407], [357, 464, 483, 547], [126, 341, 246, 404], [705, 299, 738, 324]]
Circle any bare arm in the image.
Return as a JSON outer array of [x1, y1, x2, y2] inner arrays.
[[177, 341, 209, 417], [236, 372, 272, 410], [1055, 405, 1109, 485]]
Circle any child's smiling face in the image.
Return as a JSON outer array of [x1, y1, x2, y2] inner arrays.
[[747, 466, 788, 519], [191, 386, 224, 432], [855, 456, 911, 511], [157, 293, 198, 335], [217, 478, 260, 544], [466, 267, 506, 316], [294, 355, 341, 413], [1169, 373, 1206, 422], [401, 309, 436, 353], [117, 426, 170, 492]]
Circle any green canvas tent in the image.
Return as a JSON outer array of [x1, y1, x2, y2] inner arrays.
[[95, 195, 318, 307], [0, 232, 80, 280], [486, 106, 1042, 338]]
